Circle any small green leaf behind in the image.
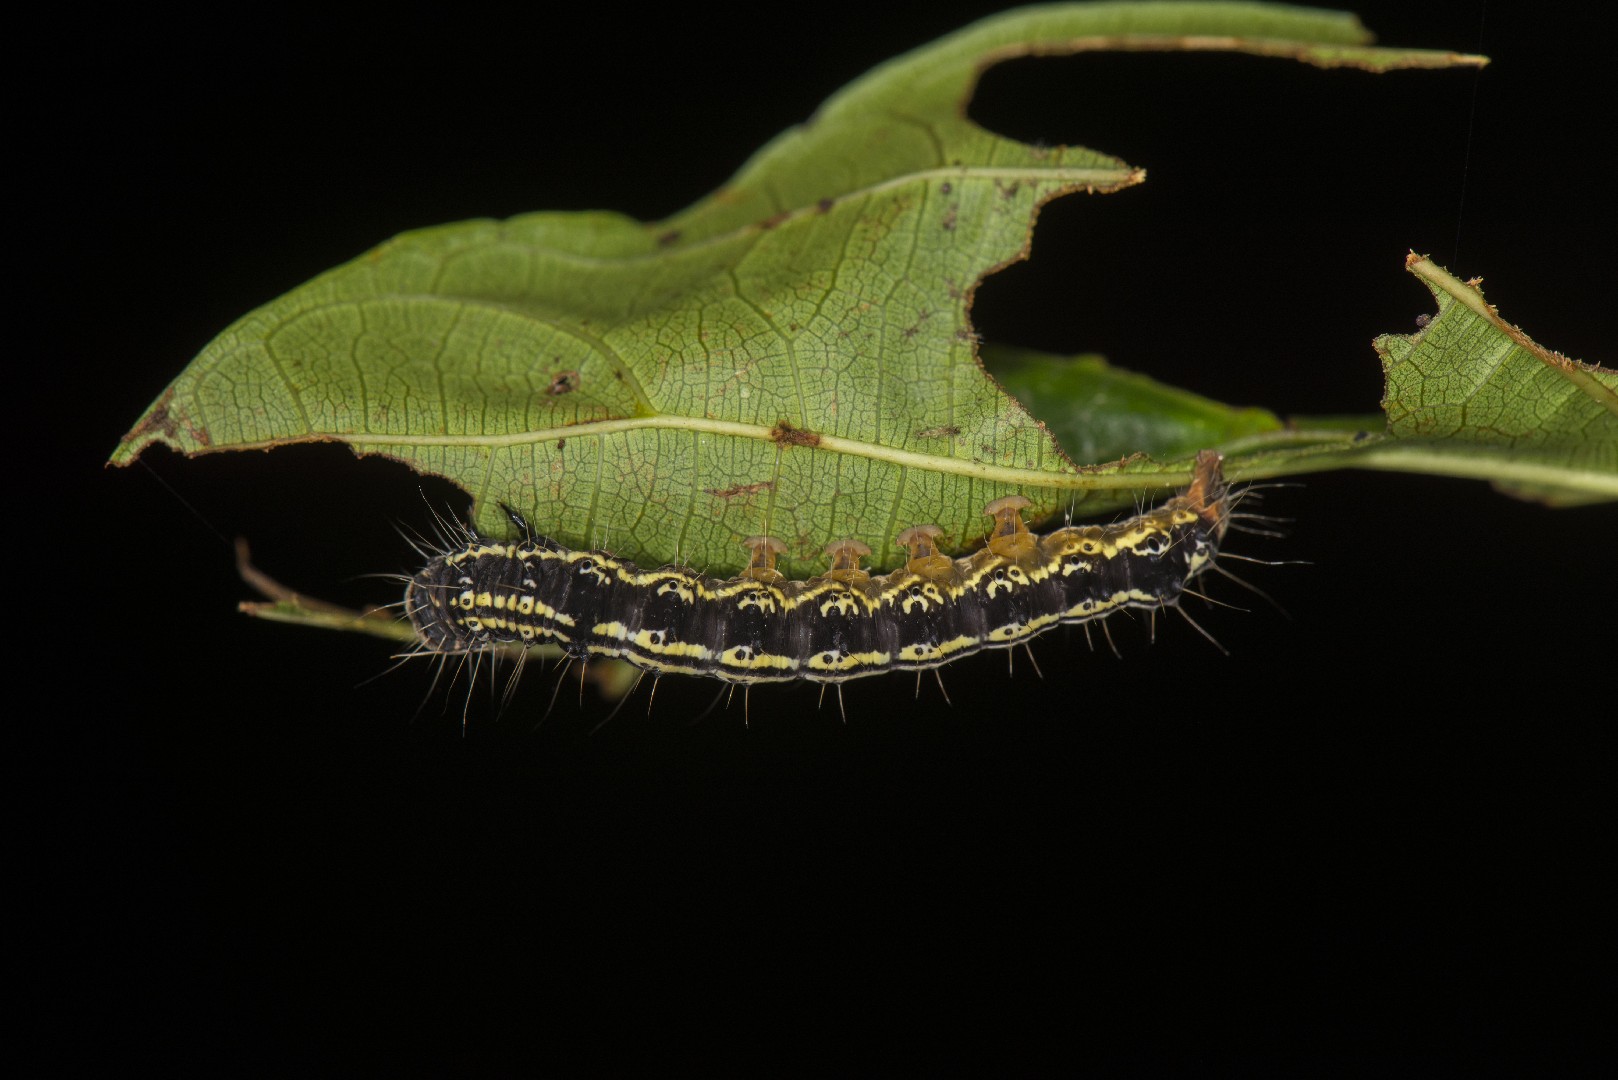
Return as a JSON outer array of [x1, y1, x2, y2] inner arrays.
[[985, 345, 1283, 465]]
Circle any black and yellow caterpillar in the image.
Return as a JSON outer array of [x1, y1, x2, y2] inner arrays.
[[405, 450, 1231, 685]]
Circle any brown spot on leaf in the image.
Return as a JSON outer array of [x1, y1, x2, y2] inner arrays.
[[547, 370, 581, 395], [657, 229, 682, 247], [939, 182, 952, 195], [129, 391, 175, 439], [770, 420, 821, 449], [816, 197, 835, 213], [916, 425, 961, 439], [556, 438, 566, 451], [759, 210, 792, 230], [703, 480, 775, 501], [119, 387, 212, 451], [940, 205, 957, 232]]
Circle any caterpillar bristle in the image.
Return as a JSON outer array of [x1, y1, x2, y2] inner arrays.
[[1179, 585, 1248, 614], [1226, 522, 1289, 539], [1100, 618, 1122, 660], [1174, 604, 1230, 657], [1207, 561, 1292, 619]]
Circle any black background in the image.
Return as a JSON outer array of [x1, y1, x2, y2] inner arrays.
[[36, 0, 1613, 1070]]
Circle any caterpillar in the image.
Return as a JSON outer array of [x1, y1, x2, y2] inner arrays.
[[405, 449, 1231, 686]]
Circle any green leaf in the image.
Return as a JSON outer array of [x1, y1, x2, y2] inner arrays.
[[111, 2, 1489, 575]]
